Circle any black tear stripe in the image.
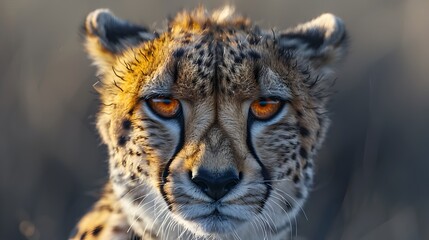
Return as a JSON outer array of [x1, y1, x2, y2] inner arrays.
[[159, 108, 185, 211], [246, 115, 272, 212]]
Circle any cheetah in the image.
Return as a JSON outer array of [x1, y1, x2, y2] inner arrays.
[[70, 6, 348, 240]]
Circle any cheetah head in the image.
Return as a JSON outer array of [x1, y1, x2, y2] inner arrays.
[[83, 7, 347, 238]]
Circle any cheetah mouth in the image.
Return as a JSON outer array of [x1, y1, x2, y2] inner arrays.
[[187, 210, 244, 234], [189, 209, 245, 222]]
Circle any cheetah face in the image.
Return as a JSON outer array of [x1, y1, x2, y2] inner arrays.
[[83, 7, 347, 238]]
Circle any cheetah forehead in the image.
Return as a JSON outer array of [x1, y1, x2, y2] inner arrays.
[[168, 35, 273, 100], [135, 13, 296, 103]]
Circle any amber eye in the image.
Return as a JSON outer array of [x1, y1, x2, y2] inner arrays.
[[147, 97, 180, 118], [250, 98, 282, 120]]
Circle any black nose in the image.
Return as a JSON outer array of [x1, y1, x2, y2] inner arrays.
[[191, 169, 240, 200]]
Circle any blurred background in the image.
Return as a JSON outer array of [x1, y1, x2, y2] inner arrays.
[[1, 0, 428, 239]]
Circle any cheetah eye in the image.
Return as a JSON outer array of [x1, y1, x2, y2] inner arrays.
[[147, 97, 181, 119], [250, 97, 283, 120]]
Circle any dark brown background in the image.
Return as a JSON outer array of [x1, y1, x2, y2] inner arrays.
[[1, 0, 428, 239]]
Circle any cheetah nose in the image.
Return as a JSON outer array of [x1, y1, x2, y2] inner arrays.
[[191, 169, 240, 201]]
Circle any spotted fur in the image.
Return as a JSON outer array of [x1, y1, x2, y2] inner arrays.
[[71, 6, 347, 240]]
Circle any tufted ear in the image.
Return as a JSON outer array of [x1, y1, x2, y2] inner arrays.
[[279, 13, 348, 70], [83, 9, 155, 75]]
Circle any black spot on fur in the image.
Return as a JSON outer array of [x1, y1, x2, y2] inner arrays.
[[296, 110, 303, 117], [299, 126, 310, 137], [286, 168, 292, 176], [127, 107, 134, 115], [92, 225, 103, 236], [293, 174, 300, 184], [173, 48, 185, 58], [248, 50, 261, 60], [122, 120, 131, 130], [196, 58, 203, 66], [291, 153, 296, 160], [225, 76, 231, 83], [234, 56, 242, 64], [128, 149, 134, 156], [299, 147, 308, 159], [229, 49, 236, 56], [118, 136, 127, 146]]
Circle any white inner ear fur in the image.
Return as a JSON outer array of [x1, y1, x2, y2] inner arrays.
[[299, 13, 344, 43], [85, 8, 113, 36], [280, 13, 346, 54]]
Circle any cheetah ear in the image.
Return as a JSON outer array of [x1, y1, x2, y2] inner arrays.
[[83, 9, 155, 75], [279, 13, 348, 70]]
